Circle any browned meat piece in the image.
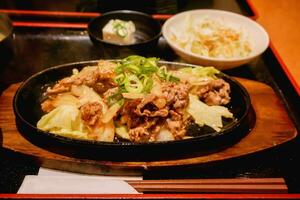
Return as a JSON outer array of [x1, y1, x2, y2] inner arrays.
[[79, 101, 114, 141], [166, 118, 181, 128], [129, 127, 149, 142], [46, 84, 70, 95], [162, 81, 190, 109], [117, 82, 191, 142], [151, 124, 163, 135], [169, 110, 182, 121], [128, 118, 159, 142], [41, 99, 55, 113], [103, 87, 119, 98], [153, 97, 167, 109], [166, 110, 189, 139], [115, 81, 191, 142], [145, 109, 169, 117], [97, 60, 117, 79], [80, 102, 103, 126], [193, 79, 230, 106], [75, 69, 99, 86], [102, 87, 119, 104], [120, 99, 142, 128], [166, 119, 181, 134], [135, 94, 169, 117], [47, 68, 97, 95], [166, 119, 186, 139], [118, 97, 167, 142], [92, 80, 117, 94], [46, 61, 117, 95]]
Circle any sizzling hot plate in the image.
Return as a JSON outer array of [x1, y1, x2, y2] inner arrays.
[[13, 61, 255, 161]]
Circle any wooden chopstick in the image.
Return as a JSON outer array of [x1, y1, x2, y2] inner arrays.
[[127, 178, 285, 185], [126, 178, 288, 193]]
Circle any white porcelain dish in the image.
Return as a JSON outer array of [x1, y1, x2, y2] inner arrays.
[[162, 9, 269, 70]]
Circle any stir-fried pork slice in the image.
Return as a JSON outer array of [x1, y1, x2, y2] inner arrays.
[[130, 81, 190, 122], [192, 79, 230, 106], [92, 80, 117, 94], [166, 110, 190, 139], [46, 84, 69, 95], [162, 81, 190, 109], [166, 119, 183, 137], [129, 127, 149, 142], [97, 60, 116, 79], [102, 87, 119, 104], [46, 67, 98, 94], [128, 118, 160, 142], [80, 102, 103, 126], [119, 97, 166, 142], [79, 101, 105, 140], [119, 81, 191, 142], [135, 94, 168, 117], [41, 99, 55, 113], [119, 99, 142, 128], [47, 60, 117, 95]]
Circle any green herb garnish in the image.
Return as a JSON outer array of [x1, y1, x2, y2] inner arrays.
[[108, 55, 180, 102]]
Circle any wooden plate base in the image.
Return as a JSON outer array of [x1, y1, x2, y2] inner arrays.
[[0, 78, 297, 175]]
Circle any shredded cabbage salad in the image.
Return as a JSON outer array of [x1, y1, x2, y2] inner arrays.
[[170, 15, 252, 59]]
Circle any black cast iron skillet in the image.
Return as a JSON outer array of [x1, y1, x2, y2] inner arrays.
[[13, 61, 255, 161]]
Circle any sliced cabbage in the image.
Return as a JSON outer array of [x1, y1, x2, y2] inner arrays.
[[101, 102, 122, 123], [179, 67, 220, 78], [156, 127, 174, 141], [150, 77, 163, 96], [187, 94, 233, 132], [50, 93, 79, 108], [115, 125, 130, 140], [71, 85, 103, 105], [98, 120, 115, 142], [37, 105, 88, 139], [71, 85, 108, 113], [171, 67, 219, 86], [38, 85, 114, 141]]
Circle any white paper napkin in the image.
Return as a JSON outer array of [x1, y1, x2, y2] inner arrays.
[[37, 167, 142, 180], [18, 167, 142, 194]]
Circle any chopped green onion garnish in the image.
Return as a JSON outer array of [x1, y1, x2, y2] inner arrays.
[[124, 74, 143, 93], [112, 55, 180, 95], [116, 27, 127, 38], [113, 21, 128, 38]]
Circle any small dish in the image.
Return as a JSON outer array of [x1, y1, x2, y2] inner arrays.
[[162, 9, 269, 70], [88, 10, 161, 57]]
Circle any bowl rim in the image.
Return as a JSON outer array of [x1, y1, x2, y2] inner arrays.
[[162, 9, 270, 62], [88, 10, 162, 47], [13, 60, 252, 148], [0, 13, 13, 40]]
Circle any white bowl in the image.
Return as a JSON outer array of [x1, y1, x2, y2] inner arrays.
[[162, 9, 269, 70]]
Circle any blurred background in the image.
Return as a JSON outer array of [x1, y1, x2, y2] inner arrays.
[[0, 0, 252, 14]]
